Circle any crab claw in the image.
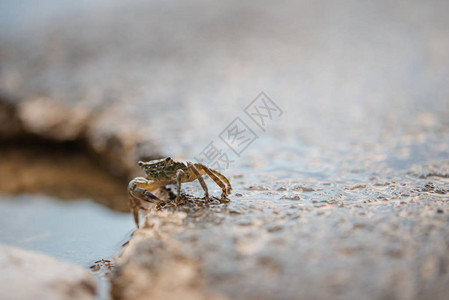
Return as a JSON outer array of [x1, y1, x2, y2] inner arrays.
[[128, 177, 160, 202], [128, 177, 160, 227], [131, 187, 160, 202]]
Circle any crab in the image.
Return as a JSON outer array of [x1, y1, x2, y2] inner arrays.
[[128, 157, 232, 227]]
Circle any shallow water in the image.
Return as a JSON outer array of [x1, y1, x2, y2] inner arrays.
[[0, 194, 135, 299]]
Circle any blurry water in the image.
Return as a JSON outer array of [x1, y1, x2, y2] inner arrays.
[[0, 194, 135, 299]]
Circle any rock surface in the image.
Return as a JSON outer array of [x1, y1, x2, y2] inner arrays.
[[1, 0, 449, 300], [0, 245, 96, 300], [112, 162, 449, 300]]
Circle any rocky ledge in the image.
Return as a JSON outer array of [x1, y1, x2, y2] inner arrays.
[[111, 162, 449, 300]]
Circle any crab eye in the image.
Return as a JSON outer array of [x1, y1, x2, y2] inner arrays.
[[165, 157, 171, 162], [138, 161, 144, 166]]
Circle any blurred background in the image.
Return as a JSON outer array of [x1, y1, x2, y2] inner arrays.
[[1, 0, 449, 298], [1, 0, 448, 179], [1, 0, 448, 204]]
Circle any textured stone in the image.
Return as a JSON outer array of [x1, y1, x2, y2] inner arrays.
[[112, 168, 449, 300]]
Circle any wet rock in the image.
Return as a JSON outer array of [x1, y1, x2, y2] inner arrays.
[[113, 181, 449, 300], [0, 245, 96, 300], [111, 211, 226, 300]]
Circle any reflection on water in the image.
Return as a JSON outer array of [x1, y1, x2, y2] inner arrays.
[[0, 194, 134, 266], [0, 194, 134, 299]]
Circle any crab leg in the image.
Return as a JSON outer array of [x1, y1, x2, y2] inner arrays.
[[128, 195, 142, 227], [194, 163, 229, 198], [187, 162, 210, 201], [207, 167, 232, 195], [176, 168, 185, 204]]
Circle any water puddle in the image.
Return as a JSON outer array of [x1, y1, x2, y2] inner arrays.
[[0, 193, 135, 299]]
